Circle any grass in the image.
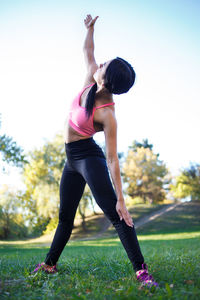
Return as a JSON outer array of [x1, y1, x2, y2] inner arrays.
[[0, 202, 200, 299]]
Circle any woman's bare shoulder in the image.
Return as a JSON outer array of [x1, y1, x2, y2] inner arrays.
[[94, 105, 116, 127]]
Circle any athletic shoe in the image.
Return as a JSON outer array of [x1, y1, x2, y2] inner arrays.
[[31, 262, 58, 274], [136, 263, 158, 288]]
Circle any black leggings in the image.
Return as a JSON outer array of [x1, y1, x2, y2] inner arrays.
[[45, 138, 144, 271]]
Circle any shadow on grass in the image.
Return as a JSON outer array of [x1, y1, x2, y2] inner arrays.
[[0, 234, 199, 253]]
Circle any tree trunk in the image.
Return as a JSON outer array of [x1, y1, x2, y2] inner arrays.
[[81, 216, 88, 232], [90, 197, 98, 215], [78, 205, 88, 232], [5, 213, 10, 239]]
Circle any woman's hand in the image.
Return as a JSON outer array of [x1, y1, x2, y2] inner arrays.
[[84, 14, 99, 29], [116, 200, 134, 227]]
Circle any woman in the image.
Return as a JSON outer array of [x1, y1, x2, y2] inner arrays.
[[33, 14, 158, 288]]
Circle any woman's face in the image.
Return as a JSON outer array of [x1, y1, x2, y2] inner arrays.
[[93, 59, 113, 85]]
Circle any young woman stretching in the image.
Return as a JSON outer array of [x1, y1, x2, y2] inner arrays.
[[32, 14, 158, 288]]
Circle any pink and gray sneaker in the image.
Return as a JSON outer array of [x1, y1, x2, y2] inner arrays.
[[136, 263, 159, 288], [31, 262, 58, 274]]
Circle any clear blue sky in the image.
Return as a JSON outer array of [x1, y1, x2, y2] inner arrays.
[[0, 0, 200, 186]]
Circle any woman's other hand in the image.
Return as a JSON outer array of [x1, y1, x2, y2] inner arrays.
[[116, 200, 134, 227], [84, 14, 99, 29]]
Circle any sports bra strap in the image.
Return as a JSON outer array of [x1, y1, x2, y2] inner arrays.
[[95, 103, 115, 110]]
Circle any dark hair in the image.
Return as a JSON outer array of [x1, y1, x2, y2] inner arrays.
[[85, 57, 136, 117]]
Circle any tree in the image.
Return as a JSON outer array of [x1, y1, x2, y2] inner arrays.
[[21, 133, 66, 234], [123, 141, 170, 204], [0, 114, 27, 169], [170, 163, 200, 201], [0, 185, 28, 239], [129, 138, 154, 152]]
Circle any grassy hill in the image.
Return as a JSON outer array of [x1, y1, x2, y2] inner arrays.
[[136, 201, 200, 235]]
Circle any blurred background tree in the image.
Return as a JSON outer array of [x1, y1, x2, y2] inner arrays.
[[0, 113, 27, 169], [170, 163, 200, 201], [130, 138, 154, 152], [20, 133, 66, 236], [0, 185, 28, 239], [123, 139, 171, 204]]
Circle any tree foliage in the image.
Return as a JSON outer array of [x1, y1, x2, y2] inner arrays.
[[129, 138, 154, 152], [0, 135, 27, 168], [20, 133, 66, 234], [123, 140, 170, 204], [170, 163, 200, 201], [0, 185, 28, 239], [0, 114, 27, 168]]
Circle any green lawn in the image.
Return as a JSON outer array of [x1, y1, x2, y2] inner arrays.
[[0, 202, 200, 299]]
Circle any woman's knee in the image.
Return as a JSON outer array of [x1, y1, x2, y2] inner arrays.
[[59, 211, 75, 225], [101, 206, 120, 225]]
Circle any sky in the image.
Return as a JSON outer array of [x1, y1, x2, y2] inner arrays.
[[0, 0, 200, 187]]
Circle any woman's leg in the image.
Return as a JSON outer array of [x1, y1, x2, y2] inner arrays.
[[75, 156, 144, 272], [45, 162, 86, 266]]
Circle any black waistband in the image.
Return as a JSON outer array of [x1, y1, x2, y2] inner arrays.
[[65, 138, 105, 160], [65, 138, 94, 149]]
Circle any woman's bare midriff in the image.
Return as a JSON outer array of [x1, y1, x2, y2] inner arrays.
[[65, 122, 93, 144]]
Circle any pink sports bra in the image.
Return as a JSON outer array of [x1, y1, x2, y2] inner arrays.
[[68, 83, 115, 136]]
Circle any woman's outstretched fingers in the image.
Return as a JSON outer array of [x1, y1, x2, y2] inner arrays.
[[84, 14, 99, 29], [93, 16, 99, 23]]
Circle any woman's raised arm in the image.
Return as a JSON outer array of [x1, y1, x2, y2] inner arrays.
[[83, 14, 99, 86]]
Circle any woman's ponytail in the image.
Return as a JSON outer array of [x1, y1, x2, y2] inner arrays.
[[85, 83, 97, 118]]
